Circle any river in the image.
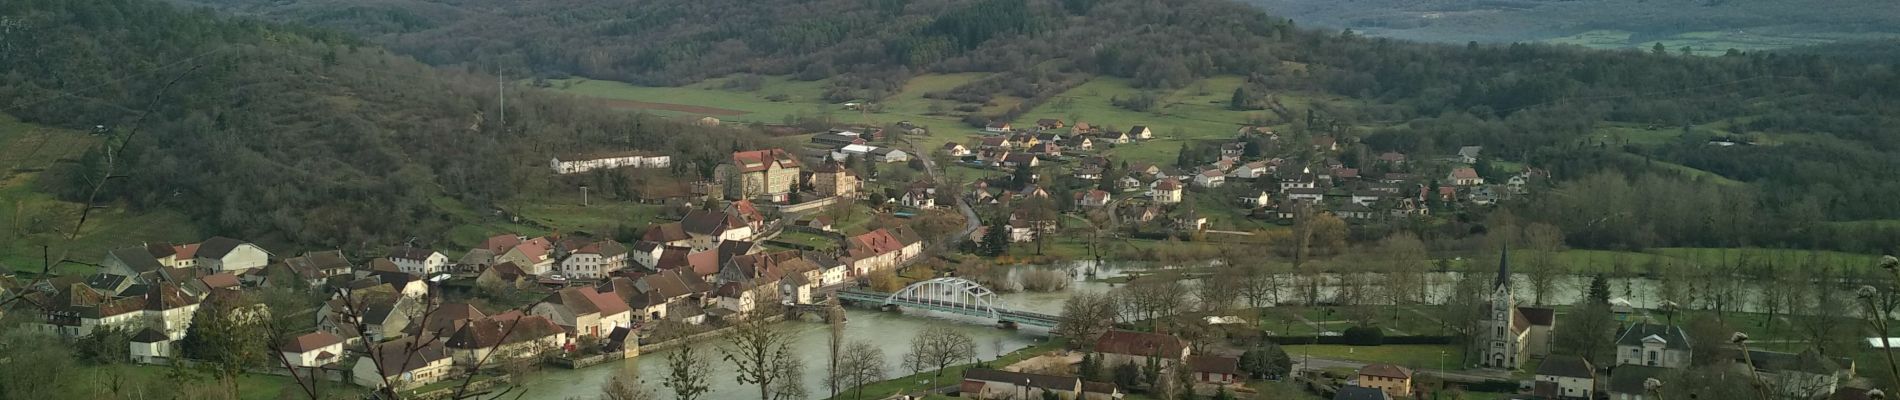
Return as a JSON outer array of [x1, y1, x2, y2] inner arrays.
[[515, 262, 1132, 400], [515, 260, 1841, 399]]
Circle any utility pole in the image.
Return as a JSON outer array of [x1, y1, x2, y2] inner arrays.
[[498, 67, 506, 131], [580, 185, 590, 207]]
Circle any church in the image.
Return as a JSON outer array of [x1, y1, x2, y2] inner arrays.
[[1477, 247, 1558, 370]]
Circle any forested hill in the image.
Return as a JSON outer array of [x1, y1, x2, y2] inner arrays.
[[0, 0, 776, 252]]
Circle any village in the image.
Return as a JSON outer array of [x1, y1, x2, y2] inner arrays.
[[0, 116, 1881, 400]]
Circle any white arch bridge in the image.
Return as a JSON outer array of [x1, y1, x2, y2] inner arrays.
[[834, 277, 1060, 328]]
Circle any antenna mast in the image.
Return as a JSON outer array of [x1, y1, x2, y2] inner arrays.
[[498, 67, 506, 130]]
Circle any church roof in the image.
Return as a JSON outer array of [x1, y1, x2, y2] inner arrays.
[[1494, 245, 1511, 288]]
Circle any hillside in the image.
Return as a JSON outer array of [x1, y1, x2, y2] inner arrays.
[[1239, 0, 1900, 53], [0, 0, 784, 259]]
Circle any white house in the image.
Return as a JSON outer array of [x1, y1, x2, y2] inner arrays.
[[1150, 179, 1183, 204], [559, 241, 628, 279], [1534, 356, 1596, 400], [942, 143, 971, 157], [901, 188, 936, 209], [1458, 146, 1483, 163], [129, 328, 173, 364], [444, 313, 567, 368], [1350, 191, 1384, 207], [279, 331, 346, 368], [530, 287, 632, 338], [1077, 189, 1112, 208], [353, 338, 453, 390], [1230, 161, 1269, 179], [549, 151, 671, 174], [193, 237, 272, 273], [388, 246, 449, 276], [1128, 125, 1153, 140], [1615, 322, 1691, 368], [1286, 188, 1326, 202], [868, 147, 910, 163], [1239, 191, 1271, 207], [1194, 169, 1227, 188]]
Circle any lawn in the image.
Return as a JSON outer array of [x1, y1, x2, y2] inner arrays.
[[1283, 344, 1463, 371], [73, 364, 300, 400], [1255, 306, 1452, 337], [0, 115, 200, 275], [508, 192, 666, 238], [824, 339, 1068, 400]]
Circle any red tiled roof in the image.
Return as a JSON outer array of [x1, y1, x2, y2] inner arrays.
[[732, 149, 800, 173], [1094, 330, 1187, 358], [280, 331, 345, 352]]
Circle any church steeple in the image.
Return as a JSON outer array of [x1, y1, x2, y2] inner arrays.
[[1494, 243, 1511, 288]]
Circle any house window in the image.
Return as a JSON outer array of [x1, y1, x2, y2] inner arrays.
[[1647, 351, 1658, 366]]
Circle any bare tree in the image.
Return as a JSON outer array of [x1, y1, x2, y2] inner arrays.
[[768, 354, 807, 400], [1379, 233, 1429, 318], [662, 338, 713, 400], [602, 369, 658, 400], [903, 327, 976, 378], [721, 315, 799, 400], [1055, 290, 1119, 346], [1237, 263, 1281, 309], [837, 341, 888, 400], [1523, 222, 1567, 305], [1197, 267, 1241, 313], [825, 297, 845, 398]]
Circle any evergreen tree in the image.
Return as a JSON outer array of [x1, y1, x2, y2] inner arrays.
[[1229, 86, 1250, 110], [1588, 273, 1612, 305], [1012, 164, 1035, 190], [981, 215, 1010, 257]]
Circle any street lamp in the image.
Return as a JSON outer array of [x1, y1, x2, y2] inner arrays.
[[1732, 332, 1770, 400]]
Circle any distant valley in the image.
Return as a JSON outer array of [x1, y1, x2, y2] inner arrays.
[[1240, 0, 1900, 54]]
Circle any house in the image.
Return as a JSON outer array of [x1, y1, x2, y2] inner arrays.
[[549, 150, 670, 174], [1116, 176, 1143, 192], [1065, 136, 1094, 150], [979, 137, 1013, 150], [943, 143, 972, 157], [279, 331, 346, 368], [387, 246, 449, 276], [1332, 167, 1360, 181], [1350, 191, 1385, 207], [496, 239, 556, 276], [530, 287, 631, 338], [1606, 365, 1670, 400], [1356, 364, 1414, 398], [1279, 170, 1318, 190], [276, 250, 354, 287], [1448, 167, 1484, 186], [476, 262, 531, 290], [1239, 191, 1271, 207], [1615, 322, 1691, 368], [1072, 165, 1104, 180], [27, 282, 200, 339], [444, 312, 567, 368], [811, 160, 862, 198], [960, 368, 1082, 400], [1035, 118, 1066, 130], [1378, 152, 1408, 165], [985, 121, 1012, 133], [1311, 135, 1338, 152], [1534, 355, 1596, 400], [102, 246, 169, 281], [720, 149, 802, 202], [1189, 355, 1242, 384], [129, 328, 172, 364], [559, 240, 627, 279], [1016, 185, 1050, 199], [352, 338, 453, 390], [840, 228, 923, 277], [1741, 349, 1855, 398], [1128, 125, 1153, 140], [812, 131, 868, 147], [193, 237, 272, 273], [682, 209, 755, 251], [901, 187, 937, 209], [599, 269, 710, 322], [1127, 163, 1161, 177], [1150, 179, 1184, 204], [1094, 330, 1190, 368], [1001, 153, 1039, 168], [1230, 161, 1270, 180], [1458, 146, 1483, 163], [1100, 131, 1132, 144], [1335, 385, 1394, 400], [1195, 169, 1227, 188], [869, 147, 911, 163], [1076, 189, 1112, 208], [1028, 142, 1062, 156], [1285, 188, 1326, 202], [1335, 203, 1377, 220]]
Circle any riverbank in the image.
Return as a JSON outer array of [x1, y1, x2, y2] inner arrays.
[[823, 338, 1069, 400]]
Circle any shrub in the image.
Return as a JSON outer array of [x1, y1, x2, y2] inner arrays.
[[1342, 326, 1385, 346], [1018, 268, 1071, 292]]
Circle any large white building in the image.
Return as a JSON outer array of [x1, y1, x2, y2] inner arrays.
[[549, 151, 671, 174]]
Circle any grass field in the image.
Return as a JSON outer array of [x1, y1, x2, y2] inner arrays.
[[1545, 29, 1899, 56], [67, 364, 298, 400], [823, 339, 1068, 400], [0, 114, 201, 275]]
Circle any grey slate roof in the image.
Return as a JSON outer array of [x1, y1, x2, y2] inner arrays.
[[1607, 365, 1670, 394], [1334, 385, 1392, 400], [1615, 322, 1691, 350]]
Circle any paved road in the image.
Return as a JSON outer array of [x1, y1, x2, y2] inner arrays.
[[904, 137, 980, 244], [1297, 356, 1511, 383]]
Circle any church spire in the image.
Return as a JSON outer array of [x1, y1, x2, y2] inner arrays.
[[1495, 243, 1511, 288]]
